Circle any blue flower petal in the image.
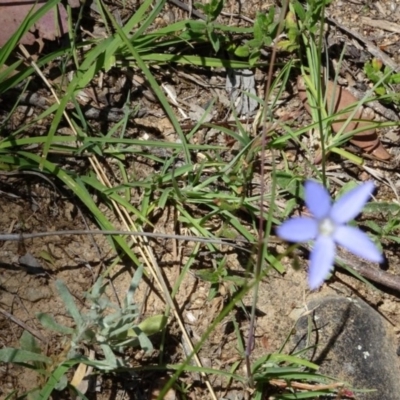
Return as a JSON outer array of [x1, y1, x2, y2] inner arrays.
[[304, 180, 332, 219], [276, 217, 318, 242], [308, 236, 336, 290], [330, 181, 375, 224], [333, 225, 383, 263]]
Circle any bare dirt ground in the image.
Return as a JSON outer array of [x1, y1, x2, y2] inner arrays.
[[1, 0, 400, 399]]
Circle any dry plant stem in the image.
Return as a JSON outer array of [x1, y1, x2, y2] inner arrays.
[[301, 243, 400, 292], [361, 17, 400, 34], [245, 0, 289, 385], [269, 378, 344, 391], [0, 306, 47, 343], [0, 171, 106, 280], [345, 86, 400, 122], [220, 11, 254, 24], [19, 45, 218, 400], [326, 16, 400, 72], [335, 250, 400, 292], [0, 230, 250, 250], [167, 0, 206, 20], [0, 170, 58, 191]]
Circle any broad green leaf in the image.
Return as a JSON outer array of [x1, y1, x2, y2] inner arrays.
[[126, 265, 143, 306], [127, 315, 168, 337], [36, 313, 75, 335], [38, 361, 77, 399], [234, 45, 250, 58], [19, 331, 41, 354], [56, 280, 83, 327], [0, 348, 51, 364]]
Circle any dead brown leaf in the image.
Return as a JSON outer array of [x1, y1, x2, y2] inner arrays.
[[297, 76, 390, 161]]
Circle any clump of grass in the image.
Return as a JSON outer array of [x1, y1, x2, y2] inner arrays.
[[1, 0, 394, 398]]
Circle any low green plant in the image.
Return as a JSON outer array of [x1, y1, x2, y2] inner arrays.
[[0, 267, 166, 399], [232, 8, 279, 65], [194, 0, 224, 51], [364, 58, 400, 103], [363, 201, 400, 247], [252, 353, 336, 399], [0, 0, 390, 398]]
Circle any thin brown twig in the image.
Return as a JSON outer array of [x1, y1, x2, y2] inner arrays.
[[361, 17, 400, 34], [0, 170, 58, 192], [301, 243, 400, 293], [346, 86, 400, 122], [269, 378, 345, 391], [0, 306, 47, 343], [336, 249, 400, 292], [167, 0, 205, 20], [0, 229, 250, 252], [245, 0, 289, 387], [326, 16, 400, 72]]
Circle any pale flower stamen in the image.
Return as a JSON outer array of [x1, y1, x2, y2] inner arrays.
[[319, 218, 336, 236]]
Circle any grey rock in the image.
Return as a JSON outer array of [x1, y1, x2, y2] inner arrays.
[[24, 286, 52, 303], [293, 296, 400, 399], [226, 68, 257, 116]]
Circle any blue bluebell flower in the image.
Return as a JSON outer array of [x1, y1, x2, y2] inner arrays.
[[277, 180, 383, 290]]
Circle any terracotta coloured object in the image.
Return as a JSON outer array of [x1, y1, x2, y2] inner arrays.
[[0, 0, 80, 48], [297, 76, 391, 161]]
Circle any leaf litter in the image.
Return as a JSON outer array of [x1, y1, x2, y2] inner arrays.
[[2, 0, 400, 399]]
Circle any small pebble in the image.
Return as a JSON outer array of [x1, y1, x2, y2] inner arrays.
[[24, 286, 52, 303]]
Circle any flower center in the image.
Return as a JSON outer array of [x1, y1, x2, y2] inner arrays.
[[319, 218, 336, 236]]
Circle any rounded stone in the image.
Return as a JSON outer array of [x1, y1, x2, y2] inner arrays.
[[292, 296, 400, 399]]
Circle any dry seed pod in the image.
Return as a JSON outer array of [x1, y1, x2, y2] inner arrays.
[[297, 76, 390, 161]]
